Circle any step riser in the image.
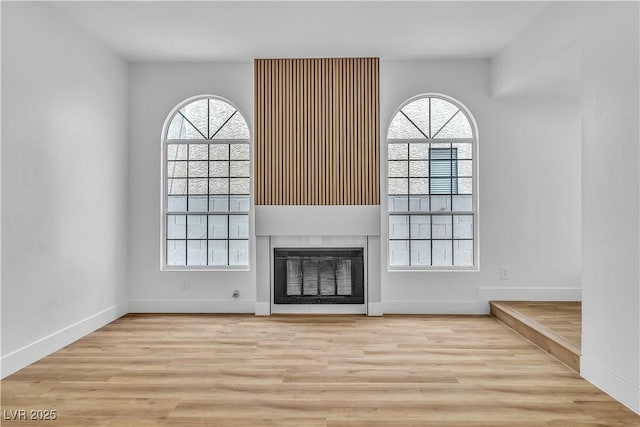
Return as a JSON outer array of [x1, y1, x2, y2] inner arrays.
[[491, 302, 580, 372]]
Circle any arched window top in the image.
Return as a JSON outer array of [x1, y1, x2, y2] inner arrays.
[[166, 97, 250, 140], [388, 95, 474, 140]]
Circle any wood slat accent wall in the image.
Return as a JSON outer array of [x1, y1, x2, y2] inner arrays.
[[255, 58, 379, 205]]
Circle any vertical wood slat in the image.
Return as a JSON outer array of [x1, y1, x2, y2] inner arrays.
[[254, 57, 379, 205]]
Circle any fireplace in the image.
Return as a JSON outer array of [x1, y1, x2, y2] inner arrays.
[[274, 248, 365, 304]]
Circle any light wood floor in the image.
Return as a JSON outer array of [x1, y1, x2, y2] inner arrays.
[[498, 301, 582, 350], [2, 314, 637, 426]]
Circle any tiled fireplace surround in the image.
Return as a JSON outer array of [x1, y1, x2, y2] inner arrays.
[[254, 205, 382, 315]]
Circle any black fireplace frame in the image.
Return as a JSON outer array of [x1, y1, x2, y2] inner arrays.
[[273, 248, 365, 304]]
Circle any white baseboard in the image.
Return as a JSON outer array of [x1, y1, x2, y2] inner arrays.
[[128, 298, 255, 313], [581, 356, 640, 414], [367, 302, 383, 316], [255, 302, 271, 316], [383, 300, 485, 314], [477, 286, 581, 302], [1, 302, 128, 379]]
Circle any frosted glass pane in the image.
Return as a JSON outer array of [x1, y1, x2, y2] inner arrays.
[[431, 195, 452, 212], [230, 144, 250, 160], [187, 215, 207, 239], [388, 178, 408, 195], [454, 240, 474, 266], [167, 215, 186, 239], [168, 196, 187, 212], [409, 178, 428, 194], [458, 178, 473, 194], [409, 196, 429, 212], [409, 161, 428, 177], [400, 98, 430, 137], [180, 99, 208, 138], [432, 240, 453, 266], [387, 113, 425, 139], [389, 215, 409, 239], [452, 195, 472, 211], [457, 160, 472, 177], [432, 215, 453, 239], [188, 161, 208, 178], [167, 144, 187, 160], [167, 240, 186, 266], [167, 161, 187, 178], [230, 178, 250, 194], [303, 260, 318, 295], [209, 196, 228, 212], [168, 179, 187, 195], [430, 98, 459, 137], [230, 161, 250, 177], [167, 115, 203, 139], [209, 161, 229, 177], [409, 143, 428, 160], [208, 240, 228, 266], [388, 143, 408, 160], [188, 178, 208, 195], [389, 240, 409, 266], [435, 111, 472, 139], [208, 99, 237, 139], [287, 260, 302, 296], [210, 144, 229, 160], [388, 161, 408, 177], [452, 143, 473, 159], [388, 196, 408, 212], [229, 240, 249, 266], [453, 215, 473, 239], [187, 240, 207, 266], [411, 240, 431, 266], [230, 196, 250, 212], [410, 215, 431, 239], [214, 112, 250, 140], [209, 178, 229, 195], [187, 195, 208, 212], [320, 260, 336, 295], [189, 144, 208, 160], [208, 215, 228, 239], [229, 215, 249, 239]]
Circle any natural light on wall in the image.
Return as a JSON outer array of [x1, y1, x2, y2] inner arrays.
[[163, 96, 250, 269], [387, 95, 477, 269]]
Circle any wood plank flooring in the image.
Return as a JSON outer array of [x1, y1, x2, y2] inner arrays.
[[2, 314, 638, 426]]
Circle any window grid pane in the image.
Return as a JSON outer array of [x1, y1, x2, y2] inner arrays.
[[165, 97, 250, 267], [387, 96, 475, 268]]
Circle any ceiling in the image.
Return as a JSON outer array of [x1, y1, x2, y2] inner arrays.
[[49, 1, 549, 62]]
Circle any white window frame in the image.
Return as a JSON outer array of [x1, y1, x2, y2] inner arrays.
[[386, 93, 479, 271], [160, 95, 252, 271]]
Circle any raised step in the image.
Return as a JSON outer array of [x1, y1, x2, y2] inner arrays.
[[490, 301, 580, 372]]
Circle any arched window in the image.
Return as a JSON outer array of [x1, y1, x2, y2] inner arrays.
[[387, 95, 477, 269], [162, 96, 250, 268]]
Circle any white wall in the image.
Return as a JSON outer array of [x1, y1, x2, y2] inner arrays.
[[1, 2, 129, 377], [493, 1, 639, 413], [380, 59, 582, 313], [580, 3, 639, 415], [128, 62, 256, 312], [129, 59, 581, 316]]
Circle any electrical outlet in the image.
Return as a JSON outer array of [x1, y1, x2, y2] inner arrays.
[[499, 267, 510, 280], [181, 281, 190, 291]]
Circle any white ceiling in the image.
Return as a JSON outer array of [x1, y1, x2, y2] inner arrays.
[[49, 1, 549, 62]]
